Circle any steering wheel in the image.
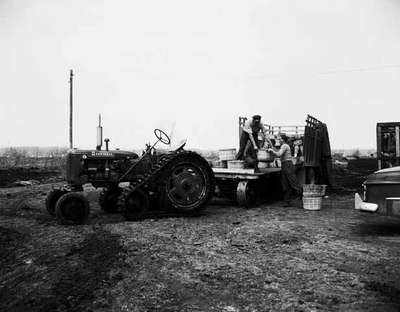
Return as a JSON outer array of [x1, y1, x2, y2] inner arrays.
[[154, 128, 171, 145]]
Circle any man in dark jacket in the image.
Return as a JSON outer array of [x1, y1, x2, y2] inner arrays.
[[236, 115, 266, 160]]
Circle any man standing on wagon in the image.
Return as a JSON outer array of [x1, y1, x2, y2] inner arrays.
[[236, 115, 266, 160]]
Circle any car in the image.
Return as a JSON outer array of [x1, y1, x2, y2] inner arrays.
[[355, 166, 400, 217]]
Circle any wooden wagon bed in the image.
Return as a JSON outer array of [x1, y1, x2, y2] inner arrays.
[[212, 167, 282, 206]]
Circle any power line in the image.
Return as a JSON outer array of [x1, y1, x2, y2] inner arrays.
[[319, 64, 400, 75], [244, 64, 400, 80]]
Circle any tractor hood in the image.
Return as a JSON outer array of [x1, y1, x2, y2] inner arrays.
[[365, 166, 400, 185], [68, 149, 139, 159]]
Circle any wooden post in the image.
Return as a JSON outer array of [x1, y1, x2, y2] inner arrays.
[[377, 124, 382, 170], [396, 126, 400, 166]]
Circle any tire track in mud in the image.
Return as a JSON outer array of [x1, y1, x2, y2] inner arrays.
[[1, 227, 127, 312], [0, 226, 33, 311], [364, 281, 400, 305], [347, 219, 400, 307], [40, 227, 126, 312], [0, 227, 29, 269]]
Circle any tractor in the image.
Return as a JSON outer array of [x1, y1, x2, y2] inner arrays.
[[45, 127, 215, 225]]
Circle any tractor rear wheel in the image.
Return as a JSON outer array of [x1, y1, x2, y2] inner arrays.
[[55, 192, 90, 225], [159, 152, 215, 214], [99, 186, 122, 213]]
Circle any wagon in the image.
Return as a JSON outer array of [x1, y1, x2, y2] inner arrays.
[[212, 167, 282, 207]]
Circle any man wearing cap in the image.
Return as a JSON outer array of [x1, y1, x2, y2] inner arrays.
[[236, 115, 266, 160], [267, 134, 302, 206]]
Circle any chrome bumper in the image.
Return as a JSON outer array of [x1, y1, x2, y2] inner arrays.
[[354, 193, 378, 212]]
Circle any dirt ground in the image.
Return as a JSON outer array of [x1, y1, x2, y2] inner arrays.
[[1, 181, 400, 312], [0, 167, 63, 187]]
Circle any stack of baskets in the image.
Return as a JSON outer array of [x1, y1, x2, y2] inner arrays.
[[227, 160, 245, 169], [302, 184, 327, 210], [219, 149, 236, 161], [216, 148, 236, 168]]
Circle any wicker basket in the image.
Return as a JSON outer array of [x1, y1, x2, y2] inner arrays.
[[257, 149, 275, 162], [303, 195, 322, 210], [258, 161, 269, 169], [302, 184, 327, 197], [227, 160, 245, 169], [219, 149, 236, 161], [211, 160, 227, 168]]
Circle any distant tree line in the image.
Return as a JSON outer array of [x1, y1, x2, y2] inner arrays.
[[0, 147, 68, 169]]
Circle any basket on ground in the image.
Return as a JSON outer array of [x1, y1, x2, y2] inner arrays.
[[302, 196, 323, 211]]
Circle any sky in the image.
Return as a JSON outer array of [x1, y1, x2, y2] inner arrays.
[[1, 0, 400, 151]]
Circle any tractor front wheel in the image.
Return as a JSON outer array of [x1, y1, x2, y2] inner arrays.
[[55, 192, 90, 225], [99, 186, 122, 213], [119, 187, 149, 221], [45, 189, 67, 216]]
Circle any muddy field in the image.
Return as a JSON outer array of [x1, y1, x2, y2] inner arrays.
[[1, 178, 400, 312], [0, 167, 63, 187]]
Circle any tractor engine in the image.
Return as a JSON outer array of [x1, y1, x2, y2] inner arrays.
[[65, 149, 140, 188]]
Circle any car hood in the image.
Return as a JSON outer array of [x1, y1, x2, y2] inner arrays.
[[366, 166, 400, 184], [374, 166, 400, 174]]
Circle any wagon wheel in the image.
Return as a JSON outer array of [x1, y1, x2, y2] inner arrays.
[[236, 181, 257, 208]]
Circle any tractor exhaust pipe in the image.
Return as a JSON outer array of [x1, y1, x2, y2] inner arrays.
[[69, 70, 73, 149], [96, 114, 103, 150]]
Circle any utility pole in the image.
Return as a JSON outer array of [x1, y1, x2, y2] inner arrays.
[[69, 69, 74, 149]]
